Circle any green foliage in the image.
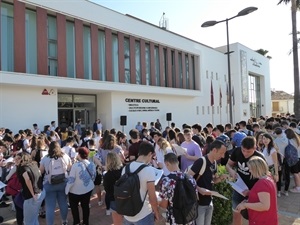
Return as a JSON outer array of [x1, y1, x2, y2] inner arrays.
[[212, 165, 233, 225]]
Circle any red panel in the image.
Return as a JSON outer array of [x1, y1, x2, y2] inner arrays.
[[118, 32, 125, 83], [182, 53, 186, 89], [57, 13, 67, 77], [150, 42, 155, 86], [159, 45, 164, 87], [174, 50, 179, 88], [14, 0, 26, 73], [188, 54, 193, 89], [105, 28, 112, 82], [36, 7, 48, 75], [91, 24, 99, 80], [167, 48, 172, 88], [140, 39, 146, 85], [129, 36, 136, 84], [75, 19, 84, 79]]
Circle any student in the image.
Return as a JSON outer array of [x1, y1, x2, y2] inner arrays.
[[226, 137, 265, 225], [188, 140, 228, 225], [159, 153, 197, 225]]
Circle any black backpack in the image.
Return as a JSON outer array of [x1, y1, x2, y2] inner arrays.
[[168, 173, 198, 225], [114, 163, 148, 216]]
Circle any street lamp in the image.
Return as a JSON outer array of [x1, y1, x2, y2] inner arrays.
[[201, 7, 257, 124]]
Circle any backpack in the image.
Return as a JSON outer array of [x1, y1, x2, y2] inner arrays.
[[6, 173, 22, 196], [48, 157, 66, 184], [114, 163, 148, 216], [80, 138, 91, 148], [285, 141, 299, 167], [168, 173, 198, 225]]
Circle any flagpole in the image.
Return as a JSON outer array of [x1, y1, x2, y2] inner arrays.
[[211, 80, 214, 126]]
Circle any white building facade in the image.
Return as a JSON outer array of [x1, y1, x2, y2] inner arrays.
[[0, 0, 271, 133]]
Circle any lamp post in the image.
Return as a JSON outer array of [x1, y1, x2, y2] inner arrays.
[[201, 7, 257, 124]]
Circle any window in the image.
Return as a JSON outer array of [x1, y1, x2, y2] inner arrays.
[[83, 26, 92, 79], [154, 46, 160, 86], [163, 48, 167, 87], [224, 74, 227, 82], [171, 50, 175, 87], [112, 34, 119, 82], [25, 9, 37, 74], [185, 54, 189, 89], [135, 41, 141, 84], [178, 52, 183, 88], [145, 43, 150, 85], [211, 72, 213, 79], [47, 16, 57, 76], [191, 56, 196, 90], [1, 3, 14, 71], [124, 37, 130, 83], [207, 106, 210, 114], [202, 106, 205, 115], [98, 30, 105, 81], [66, 21, 76, 78], [216, 73, 218, 80], [206, 70, 208, 79]]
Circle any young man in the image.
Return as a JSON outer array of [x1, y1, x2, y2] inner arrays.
[[159, 153, 197, 225], [226, 136, 265, 225], [180, 128, 202, 172], [128, 129, 142, 161], [123, 142, 160, 225], [188, 140, 228, 225], [238, 121, 253, 136], [32, 124, 41, 135], [191, 123, 206, 148]]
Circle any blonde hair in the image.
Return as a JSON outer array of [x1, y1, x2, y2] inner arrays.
[[106, 152, 122, 171], [247, 156, 269, 179], [157, 137, 171, 154]]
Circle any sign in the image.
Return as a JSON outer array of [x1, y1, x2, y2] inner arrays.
[[125, 98, 160, 112]]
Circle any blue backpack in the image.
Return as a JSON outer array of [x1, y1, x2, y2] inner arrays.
[[285, 141, 299, 167]]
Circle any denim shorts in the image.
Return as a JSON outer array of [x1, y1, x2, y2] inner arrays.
[[232, 190, 247, 210]]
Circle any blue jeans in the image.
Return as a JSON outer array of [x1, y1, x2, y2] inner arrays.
[[196, 202, 213, 225], [44, 181, 68, 225], [123, 213, 154, 225], [23, 190, 45, 225]]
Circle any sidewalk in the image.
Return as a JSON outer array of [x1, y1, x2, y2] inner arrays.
[[1, 189, 300, 225]]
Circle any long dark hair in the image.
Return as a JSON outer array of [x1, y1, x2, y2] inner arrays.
[[262, 133, 274, 155]]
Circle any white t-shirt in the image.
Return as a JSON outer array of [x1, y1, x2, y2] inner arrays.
[[155, 147, 173, 176], [61, 145, 77, 160], [122, 162, 155, 223], [262, 147, 276, 166]]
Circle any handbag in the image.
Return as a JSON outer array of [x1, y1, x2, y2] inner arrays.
[[6, 173, 22, 196], [14, 192, 24, 209]]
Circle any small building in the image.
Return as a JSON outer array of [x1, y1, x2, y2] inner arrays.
[[271, 90, 294, 117]]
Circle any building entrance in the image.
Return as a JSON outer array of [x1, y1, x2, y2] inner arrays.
[[58, 94, 96, 131]]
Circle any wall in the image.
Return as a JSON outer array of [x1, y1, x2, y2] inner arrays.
[[0, 84, 57, 133]]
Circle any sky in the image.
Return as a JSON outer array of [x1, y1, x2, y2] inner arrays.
[[92, 0, 297, 94]]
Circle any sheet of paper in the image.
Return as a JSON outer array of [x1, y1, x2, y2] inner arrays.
[[0, 181, 6, 189], [211, 191, 229, 200], [152, 167, 164, 185], [227, 174, 248, 196], [172, 144, 187, 156]]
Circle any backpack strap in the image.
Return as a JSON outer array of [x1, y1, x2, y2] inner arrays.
[[125, 163, 148, 175], [196, 156, 206, 182]]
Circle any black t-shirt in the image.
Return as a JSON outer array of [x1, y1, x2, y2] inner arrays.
[[191, 155, 216, 206], [192, 135, 205, 148], [230, 147, 265, 189], [17, 164, 42, 200], [128, 141, 142, 161], [103, 168, 122, 201]]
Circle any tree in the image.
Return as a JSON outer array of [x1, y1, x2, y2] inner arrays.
[[278, 0, 300, 119], [256, 49, 272, 59]]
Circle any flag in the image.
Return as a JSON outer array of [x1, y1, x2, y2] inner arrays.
[[232, 86, 235, 106], [211, 80, 214, 106], [219, 85, 222, 108], [226, 83, 230, 104]]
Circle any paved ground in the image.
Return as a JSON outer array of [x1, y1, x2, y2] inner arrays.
[[1, 184, 300, 225]]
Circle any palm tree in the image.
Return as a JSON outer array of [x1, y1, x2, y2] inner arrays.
[[256, 49, 272, 59], [278, 0, 300, 119]]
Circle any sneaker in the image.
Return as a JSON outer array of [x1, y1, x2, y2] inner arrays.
[[277, 192, 281, 197], [0, 202, 10, 208], [290, 188, 300, 193], [98, 200, 103, 206], [282, 191, 289, 196], [106, 209, 111, 216]]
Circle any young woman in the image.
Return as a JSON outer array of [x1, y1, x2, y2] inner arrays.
[[16, 152, 45, 225], [236, 156, 278, 225], [103, 152, 123, 225], [66, 147, 96, 225], [261, 133, 279, 183], [155, 137, 173, 175], [285, 128, 300, 193], [40, 141, 72, 225]]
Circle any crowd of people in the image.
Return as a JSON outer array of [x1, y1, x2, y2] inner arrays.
[[0, 115, 299, 225]]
